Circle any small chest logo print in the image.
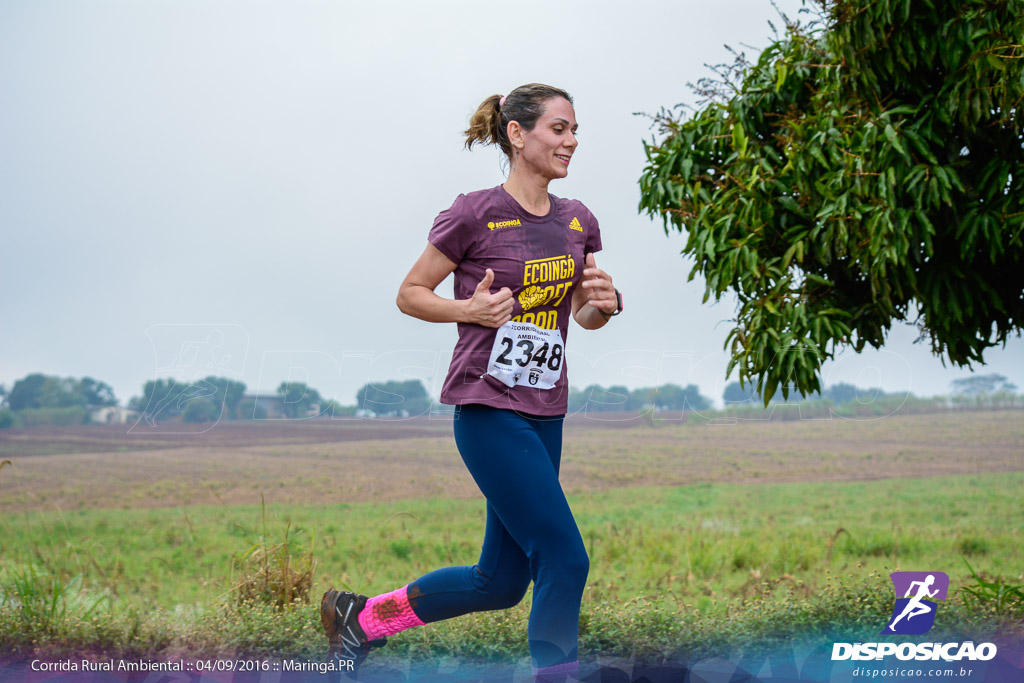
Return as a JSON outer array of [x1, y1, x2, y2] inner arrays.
[[488, 219, 522, 231], [569, 217, 583, 232]]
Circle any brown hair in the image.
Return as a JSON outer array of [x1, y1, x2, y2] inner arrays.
[[464, 83, 574, 160]]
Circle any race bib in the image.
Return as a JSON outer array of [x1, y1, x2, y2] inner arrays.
[[486, 321, 565, 390]]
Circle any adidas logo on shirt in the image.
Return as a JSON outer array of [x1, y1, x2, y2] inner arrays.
[[568, 217, 583, 232]]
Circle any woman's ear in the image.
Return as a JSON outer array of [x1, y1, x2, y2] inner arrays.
[[507, 120, 525, 150]]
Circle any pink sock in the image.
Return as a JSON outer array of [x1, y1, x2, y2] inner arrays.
[[533, 660, 579, 682], [357, 585, 425, 640]]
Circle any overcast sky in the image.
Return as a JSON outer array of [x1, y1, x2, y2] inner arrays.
[[2, 0, 1021, 409]]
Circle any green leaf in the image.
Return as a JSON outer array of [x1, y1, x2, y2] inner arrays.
[[776, 63, 789, 92], [810, 145, 829, 169], [783, 243, 798, 269], [778, 196, 802, 213], [884, 124, 909, 159], [986, 54, 1006, 72], [806, 274, 834, 287], [732, 121, 749, 157]]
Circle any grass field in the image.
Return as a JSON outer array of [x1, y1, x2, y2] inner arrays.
[[0, 410, 1021, 662]]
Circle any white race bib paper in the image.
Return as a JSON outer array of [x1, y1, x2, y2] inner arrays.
[[486, 321, 565, 390]]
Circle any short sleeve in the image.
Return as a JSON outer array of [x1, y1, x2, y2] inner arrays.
[[583, 204, 602, 256], [428, 194, 476, 265]]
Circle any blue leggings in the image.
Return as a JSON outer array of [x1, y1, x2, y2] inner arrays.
[[406, 403, 589, 668]]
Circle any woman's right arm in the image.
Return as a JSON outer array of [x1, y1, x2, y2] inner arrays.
[[396, 244, 514, 327]]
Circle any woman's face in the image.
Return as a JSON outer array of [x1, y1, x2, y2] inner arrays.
[[514, 97, 578, 180]]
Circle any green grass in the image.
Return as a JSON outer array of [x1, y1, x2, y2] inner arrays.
[[1, 473, 1022, 659]]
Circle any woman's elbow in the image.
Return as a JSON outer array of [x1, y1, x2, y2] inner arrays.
[[396, 286, 410, 315]]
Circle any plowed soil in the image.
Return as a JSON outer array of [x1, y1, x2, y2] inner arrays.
[[0, 410, 1020, 511]]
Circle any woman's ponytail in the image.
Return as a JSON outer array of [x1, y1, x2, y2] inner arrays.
[[462, 84, 573, 163], [464, 94, 506, 154]]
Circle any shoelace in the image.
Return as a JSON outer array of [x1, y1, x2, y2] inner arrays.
[[334, 602, 368, 660]]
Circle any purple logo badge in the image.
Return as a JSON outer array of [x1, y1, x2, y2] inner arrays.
[[883, 571, 949, 635]]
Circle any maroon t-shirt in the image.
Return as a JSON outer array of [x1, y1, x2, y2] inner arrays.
[[429, 185, 602, 416]]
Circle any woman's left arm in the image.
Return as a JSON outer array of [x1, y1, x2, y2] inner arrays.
[[572, 253, 619, 330]]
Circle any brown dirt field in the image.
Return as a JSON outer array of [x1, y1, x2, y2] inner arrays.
[[0, 418, 452, 455], [0, 410, 1020, 512]]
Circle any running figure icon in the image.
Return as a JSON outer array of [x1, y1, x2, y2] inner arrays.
[[888, 574, 939, 631]]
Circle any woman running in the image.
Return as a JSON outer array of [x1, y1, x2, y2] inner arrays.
[[321, 83, 622, 681]]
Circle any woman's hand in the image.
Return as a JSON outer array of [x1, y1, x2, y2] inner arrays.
[[465, 269, 514, 328], [572, 253, 618, 329], [397, 246, 513, 327]]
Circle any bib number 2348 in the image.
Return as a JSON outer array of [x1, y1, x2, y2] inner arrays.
[[486, 321, 564, 390]]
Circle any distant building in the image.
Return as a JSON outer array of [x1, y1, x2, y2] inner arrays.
[[89, 405, 139, 424], [240, 394, 286, 419]]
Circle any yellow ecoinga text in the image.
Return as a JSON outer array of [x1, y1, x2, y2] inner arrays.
[[488, 219, 522, 231], [523, 254, 575, 286], [512, 254, 575, 330]]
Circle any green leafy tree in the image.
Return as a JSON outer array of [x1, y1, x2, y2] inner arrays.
[[639, 0, 1023, 404], [723, 381, 759, 405], [950, 373, 1017, 395], [277, 382, 323, 419], [321, 399, 356, 417], [6, 376, 47, 411], [356, 380, 430, 417], [182, 397, 219, 423], [576, 385, 631, 412], [79, 377, 118, 407], [199, 376, 246, 418], [567, 387, 587, 413], [823, 382, 860, 404], [131, 376, 245, 422], [7, 374, 111, 410], [8, 374, 72, 410], [238, 398, 267, 421], [644, 383, 711, 411], [132, 378, 193, 422], [573, 383, 711, 412]]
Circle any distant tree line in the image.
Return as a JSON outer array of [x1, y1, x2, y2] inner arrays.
[[721, 374, 1018, 407], [129, 376, 247, 423], [131, 378, 439, 423], [356, 380, 432, 417], [722, 380, 873, 406], [130, 378, 351, 423], [950, 374, 1017, 396], [1, 372, 1020, 429], [0, 373, 118, 428], [568, 384, 710, 413], [5, 374, 117, 410]]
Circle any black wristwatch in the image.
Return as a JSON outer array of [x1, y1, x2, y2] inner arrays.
[[599, 289, 623, 321]]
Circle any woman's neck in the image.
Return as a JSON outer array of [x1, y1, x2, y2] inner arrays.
[[503, 168, 551, 216]]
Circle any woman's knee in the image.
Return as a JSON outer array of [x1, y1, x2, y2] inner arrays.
[[475, 565, 530, 610], [540, 543, 589, 590], [491, 576, 530, 609], [563, 546, 589, 585]]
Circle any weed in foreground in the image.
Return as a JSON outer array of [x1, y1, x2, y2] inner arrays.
[[227, 494, 317, 609], [958, 557, 1024, 617], [0, 560, 108, 638]]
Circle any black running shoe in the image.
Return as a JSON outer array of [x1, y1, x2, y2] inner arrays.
[[320, 590, 387, 668]]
